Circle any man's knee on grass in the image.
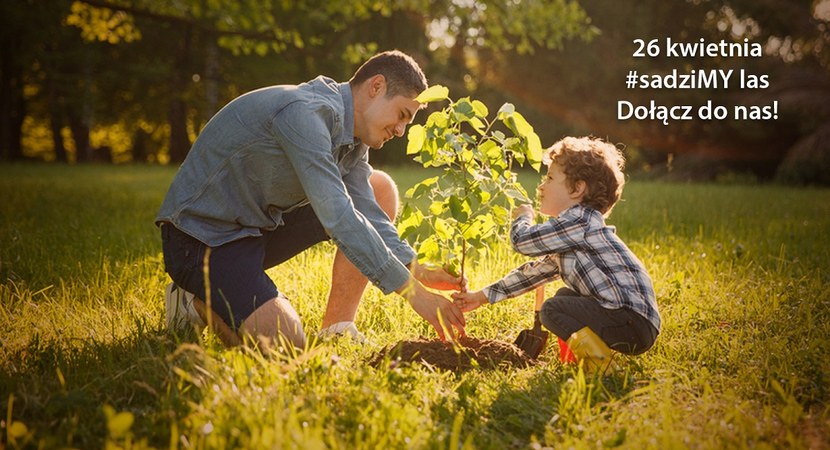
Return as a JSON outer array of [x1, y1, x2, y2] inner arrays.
[[240, 295, 307, 350], [193, 295, 306, 350], [369, 170, 399, 220]]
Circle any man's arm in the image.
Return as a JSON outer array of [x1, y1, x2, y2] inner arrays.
[[273, 104, 465, 339], [342, 158, 416, 266], [272, 103, 409, 294], [343, 160, 466, 292]]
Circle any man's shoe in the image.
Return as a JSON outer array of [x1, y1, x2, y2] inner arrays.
[[164, 282, 206, 331], [318, 321, 368, 344]]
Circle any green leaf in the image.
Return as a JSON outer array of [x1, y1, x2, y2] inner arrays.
[[462, 216, 490, 241], [429, 200, 445, 216], [497, 103, 516, 119], [505, 137, 522, 157], [527, 132, 543, 171], [469, 117, 486, 133], [452, 98, 475, 121], [405, 176, 439, 199], [448, 195, 469, 222], [460, 133, 477, 145], [476, 189, 492, 205], [254, 42, 269, 56], [406, 124, 425, 155], [479, 140, 500, 161], [478, 215, 498, 240], [433, 217, 452, 240], [504, 184, 531, 204], [416, 85, 449, 103], [492, 205, 509, 224], [426, 110, 449, 129], [513, 146, 527, 165], [397, 205, 424, 239], [462, 222, 481, 241], [418, 235, 442, 262], [419, 149, 433, 166], [444, 259, 461, 278], [509, 111, 534, 137], [472, 100, 489, 118]]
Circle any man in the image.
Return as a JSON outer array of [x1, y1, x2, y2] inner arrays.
[[156, 50, 466, 348]]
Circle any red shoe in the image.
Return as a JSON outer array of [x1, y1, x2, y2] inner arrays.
[[558, 337, 576, 363]]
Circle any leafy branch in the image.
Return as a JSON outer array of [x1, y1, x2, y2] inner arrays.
[[399, 85, 543, 280]]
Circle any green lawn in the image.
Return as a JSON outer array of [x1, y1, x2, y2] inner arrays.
[[1, 163, 828, 449]]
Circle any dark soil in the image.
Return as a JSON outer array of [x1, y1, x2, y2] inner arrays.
[[370, 336, 535, 372]]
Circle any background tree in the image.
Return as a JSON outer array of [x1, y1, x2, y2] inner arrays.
[[1, 0, 592, 164], [3, 0, 827, 185], [0, 0, 71, 161], [467, 0, 829, 183], [710, 0, 830, 184]]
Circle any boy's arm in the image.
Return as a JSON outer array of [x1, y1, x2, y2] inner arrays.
[[452, 290, 488, 312], [510, 207, 588, 257], [482, 255, 560, 304]]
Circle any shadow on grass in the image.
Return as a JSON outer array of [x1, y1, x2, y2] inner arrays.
[[0, 319, 205, 449], [468, 362, 641, 449]]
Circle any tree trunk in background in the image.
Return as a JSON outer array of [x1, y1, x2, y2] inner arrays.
[[131, 129, 148, 163], [168, 27, 192, 164], [204, 39, 220, 122], [69, 112, 90, 163], [168, 98, 190, 163], [0, 37, 24, 161], [47, 76, 68, 163], [50, 114, 68, 163]]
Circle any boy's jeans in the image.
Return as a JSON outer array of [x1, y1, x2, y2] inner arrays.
[[540, 287, 658, 355]]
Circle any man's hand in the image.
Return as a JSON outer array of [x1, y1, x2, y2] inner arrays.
[[411, 260, 468, 292], [512, 203, 535, 220], [451, 290, 489, 313], [398, 277, 466, 341]]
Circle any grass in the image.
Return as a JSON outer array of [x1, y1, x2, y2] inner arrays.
[[1, 163, 828, 449]]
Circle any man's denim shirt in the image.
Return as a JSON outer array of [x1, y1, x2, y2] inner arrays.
[[156, 76, 415, 294]]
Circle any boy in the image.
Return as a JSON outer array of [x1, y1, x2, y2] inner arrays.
[[452, 136, 660, 370]]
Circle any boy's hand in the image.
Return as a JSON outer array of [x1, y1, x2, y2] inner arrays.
[[512, 204, 535, 219], [451, 290, 489, 313]]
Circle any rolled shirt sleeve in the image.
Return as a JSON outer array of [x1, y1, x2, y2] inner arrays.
[[482, 255, 560, 303]]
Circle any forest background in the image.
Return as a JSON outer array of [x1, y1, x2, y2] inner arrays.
[[2, 0, 829, 185]]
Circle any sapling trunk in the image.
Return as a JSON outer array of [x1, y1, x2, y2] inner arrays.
[[460, 238, 467, 284]]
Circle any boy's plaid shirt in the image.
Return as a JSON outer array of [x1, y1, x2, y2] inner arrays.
[[482, 204, 661, 332]]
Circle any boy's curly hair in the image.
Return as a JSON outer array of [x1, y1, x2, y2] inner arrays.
[[543, 136, 626, 217]]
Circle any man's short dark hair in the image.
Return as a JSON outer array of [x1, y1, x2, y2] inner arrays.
[[349, 50, 428, 99]]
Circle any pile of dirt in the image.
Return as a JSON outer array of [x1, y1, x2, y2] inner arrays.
[[370, 336, 535, 372]]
